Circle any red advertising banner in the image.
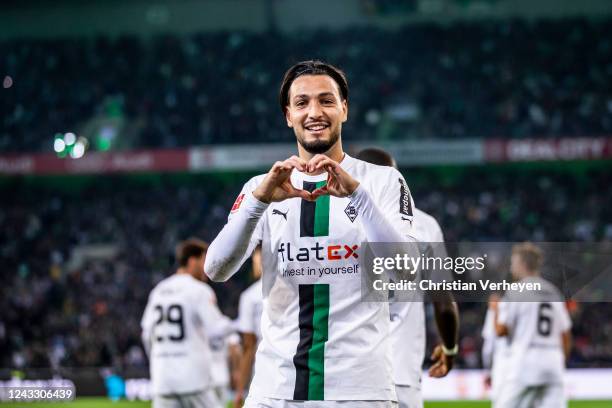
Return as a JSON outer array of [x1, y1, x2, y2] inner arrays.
[[484, 137, 612, 162], [1, 137, 611, 175], [0, 149, 189, 175]]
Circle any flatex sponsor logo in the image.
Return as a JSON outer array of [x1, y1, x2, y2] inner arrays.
[[278, 242, 359, 262]]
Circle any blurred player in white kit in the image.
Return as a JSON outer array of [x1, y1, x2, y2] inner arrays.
[[209, 332, 241, 405], [356, 148, 460, 408], [481, 293, 510, 406], [234, 246, 264, 407], [141, 238, 234, 408], [495, 243, 572, 408]]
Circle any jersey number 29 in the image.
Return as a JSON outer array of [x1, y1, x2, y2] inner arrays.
[[154, 304, 185, 342]]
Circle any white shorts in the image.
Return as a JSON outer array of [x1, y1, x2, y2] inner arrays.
[[243, 396, 398, 408], [153, 388, 223, 408], [395, 385, 423, 408], [213, 386, 230, 406], [495, 382, 566, 408]]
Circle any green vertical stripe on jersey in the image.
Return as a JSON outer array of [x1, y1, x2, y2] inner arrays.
[[300, 181, 329, 237], [293, 284, 330, 400], [308, 283, 329, 400], [313, 180, 329, 237], [293, 285, 314, 400]]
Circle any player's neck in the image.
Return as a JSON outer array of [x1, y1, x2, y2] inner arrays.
[[176, 268, 190, 276]]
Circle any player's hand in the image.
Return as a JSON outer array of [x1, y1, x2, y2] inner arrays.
[[253, 156, 313, 203], [428, 344, 454, 378], [307, 154, 359, 199], [484, 373, 492, 388]]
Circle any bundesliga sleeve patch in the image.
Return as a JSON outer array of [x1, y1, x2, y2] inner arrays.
[[398, 178, 413, 217], [231, 193, 245, 213]]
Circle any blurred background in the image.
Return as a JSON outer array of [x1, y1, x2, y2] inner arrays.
[[1, 0, 611, 405]]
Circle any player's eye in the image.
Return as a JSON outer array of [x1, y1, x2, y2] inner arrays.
[[322, 99, 334, 105], [295, 100, 307, 108]]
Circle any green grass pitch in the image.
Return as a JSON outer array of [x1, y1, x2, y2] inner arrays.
[[2, 398, 612, 407]]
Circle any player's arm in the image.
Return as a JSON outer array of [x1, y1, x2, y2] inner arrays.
[[235, 332, 257, 408], [427, 224, 459, 377], [205, 157, 309, 282], [494, 300, 510, 337], [228, 336, 242, 391], [429, 298, 459, 378], [199, 288, 237, 338], [234, 290, 257, 407], [480, 307, 496, 386], [557, 301, 573, 361], [433, 298, 459, 349], [140, 295, 155, 357], [562, 330, 572, 361], [204, 176, 266, 282]]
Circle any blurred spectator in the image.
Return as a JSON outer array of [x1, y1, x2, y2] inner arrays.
[[1, 167, 611, 370], [2, 18, 612, 152]]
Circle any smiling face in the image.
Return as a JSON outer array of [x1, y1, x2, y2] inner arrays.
[[285, 75, 348, 155]]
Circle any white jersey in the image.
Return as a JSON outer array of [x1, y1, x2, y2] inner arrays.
[[210, 332, 240, 388], [141, 274, 232, 395], [237, 279, 263, 341], [481, 307, 510, 399], [497, 276, 571, 386], [208, 154, 416, 401], [389, 208, 444, 386]]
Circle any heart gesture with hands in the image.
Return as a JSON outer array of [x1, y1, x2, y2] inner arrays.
[[307, 154, 360, 199], [252, 154, 360, 204]]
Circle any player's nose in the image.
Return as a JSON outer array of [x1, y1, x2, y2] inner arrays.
[[307, 101, 324, 119]]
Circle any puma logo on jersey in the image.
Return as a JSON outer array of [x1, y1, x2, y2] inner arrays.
[[273, 209, 288, 220]]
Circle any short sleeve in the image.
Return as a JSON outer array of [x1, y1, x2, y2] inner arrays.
[[198, 285, 233, 337]]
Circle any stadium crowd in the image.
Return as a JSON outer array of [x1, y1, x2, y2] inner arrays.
[[1, 168, 611, 371], [2, 18, 612, 152]]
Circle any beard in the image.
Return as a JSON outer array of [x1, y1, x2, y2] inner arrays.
[[296, 126, 341, 154]]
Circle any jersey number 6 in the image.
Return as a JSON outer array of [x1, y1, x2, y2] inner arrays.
[[537, 302, 552, 337]]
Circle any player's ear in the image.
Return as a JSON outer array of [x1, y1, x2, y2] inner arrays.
[[285, 106, 294, 128], [341, 99, 348, 123]]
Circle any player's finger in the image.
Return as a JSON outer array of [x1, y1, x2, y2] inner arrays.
[[292, 188, 315, 201], [314, 158, 337, 172], [288, 155, 308, 171], [429, 361, 446, 378], [311, 186, 329, 199], [271, 161, 293, 176], [428, 362, 442, 376], [284, 182, 314, 201], [431, 345, 442, 360], [271, 161, 284, 172], [325, 163, 339, 174], [307, 154, 334, 172], [284, 157, 307, 172]]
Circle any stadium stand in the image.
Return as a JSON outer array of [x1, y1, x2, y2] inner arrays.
[[1, 167, 611, 370], [2, 18, 612, 152]]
